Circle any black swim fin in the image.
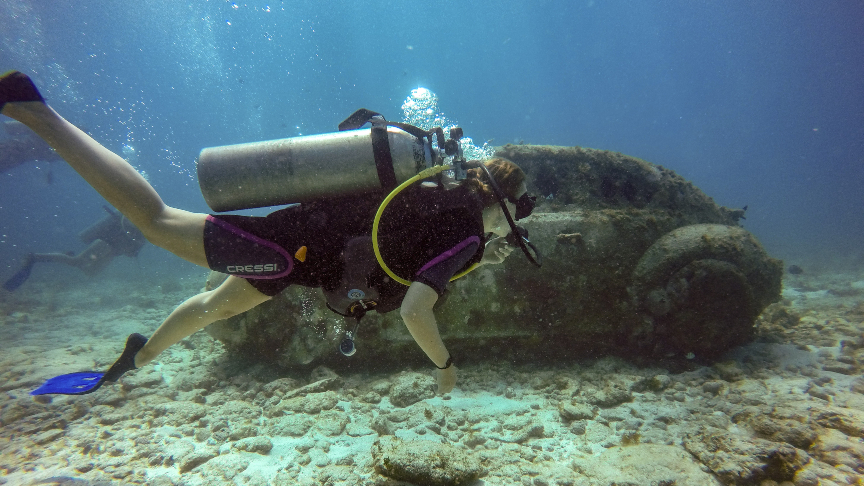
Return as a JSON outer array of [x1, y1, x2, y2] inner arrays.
[[0, 70, 45, 113], [30, 333, 148, 396], [3, 256, 35, 292], [102, 332, 147, 382]]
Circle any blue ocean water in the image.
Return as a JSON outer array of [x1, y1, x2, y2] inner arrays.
[[1, 0, 862, 279]]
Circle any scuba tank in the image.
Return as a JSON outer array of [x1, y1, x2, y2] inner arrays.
[[197, 110, 435, 212]]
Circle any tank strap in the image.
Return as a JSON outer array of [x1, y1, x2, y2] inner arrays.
[[339, 108, 436, 192], [370, 121, 397, 191]]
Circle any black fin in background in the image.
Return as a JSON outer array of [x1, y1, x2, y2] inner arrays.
[[3, 258, 35, 292]]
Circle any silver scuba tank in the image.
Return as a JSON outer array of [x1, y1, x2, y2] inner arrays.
[[197, 126, 432, 212]]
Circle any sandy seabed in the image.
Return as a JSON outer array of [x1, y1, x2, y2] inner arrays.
[[1, 267, 863, 486]]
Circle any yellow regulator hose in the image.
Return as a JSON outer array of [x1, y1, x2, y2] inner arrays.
[[372, 164, 480, 286]]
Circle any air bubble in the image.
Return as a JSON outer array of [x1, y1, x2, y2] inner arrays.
[[400, 87, 494, 160]]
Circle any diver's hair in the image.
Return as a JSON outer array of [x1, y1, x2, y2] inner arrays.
[[462, 157, 526, 208]]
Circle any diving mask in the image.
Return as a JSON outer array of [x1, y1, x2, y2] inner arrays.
[[510, 192, 537, 221]]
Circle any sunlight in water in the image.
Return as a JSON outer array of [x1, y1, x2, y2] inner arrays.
[[401, 87, 495, 161]]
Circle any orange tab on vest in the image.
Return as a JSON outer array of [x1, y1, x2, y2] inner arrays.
[[294, 246, 307, 262]]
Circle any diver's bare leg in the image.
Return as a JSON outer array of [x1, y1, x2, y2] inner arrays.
[[29, 252, 77, 266], [72, 240, 116, 276], [133, 276, 271, 367], [30, 240, 114, 275], [2, 96, 207, 267]]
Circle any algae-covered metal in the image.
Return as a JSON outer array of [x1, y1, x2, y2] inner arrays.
[[204, 144, 782, 367]]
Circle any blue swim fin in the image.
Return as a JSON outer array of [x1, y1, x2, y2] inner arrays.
[[30, 372, 106, 395], [30, 333, 147, 396]]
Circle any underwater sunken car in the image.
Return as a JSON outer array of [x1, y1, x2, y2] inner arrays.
[[201, 142, 782, 368]]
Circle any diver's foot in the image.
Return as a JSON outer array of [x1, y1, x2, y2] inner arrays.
[[102, 333, 148, 382], [0, 71, 45, 115]]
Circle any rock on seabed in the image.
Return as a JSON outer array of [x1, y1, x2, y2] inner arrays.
[[371, 436, 484, 486]]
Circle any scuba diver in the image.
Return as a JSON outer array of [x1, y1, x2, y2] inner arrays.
[[3, 206, 146, 291], [1, 70, 539, 396]]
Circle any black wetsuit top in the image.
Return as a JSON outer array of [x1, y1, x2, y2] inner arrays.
[[203, 186, 486, 313], [375, 184, 485, 296]]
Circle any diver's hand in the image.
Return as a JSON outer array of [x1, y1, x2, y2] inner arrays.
[[481, 237, 513, 265], [436, 365, 457, 394]]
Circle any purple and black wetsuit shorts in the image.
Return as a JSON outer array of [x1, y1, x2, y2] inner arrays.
[[202, 206, 343, 296]]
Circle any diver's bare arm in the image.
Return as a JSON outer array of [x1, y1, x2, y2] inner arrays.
[[400, 282, 451, 368], [134, 276, 271, 367], [2, 102, 208, 267]]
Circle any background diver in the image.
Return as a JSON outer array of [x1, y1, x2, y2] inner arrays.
[[3, 206, 146, 292], [1, 119, 63, 179], [1, 70, 537, 396]]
